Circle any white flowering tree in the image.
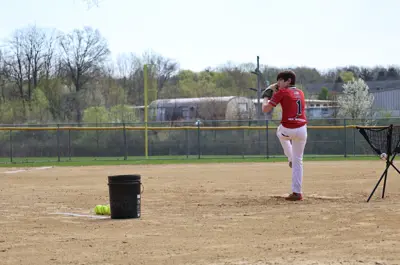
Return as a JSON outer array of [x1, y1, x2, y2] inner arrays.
[[337, 78, 375, 123]]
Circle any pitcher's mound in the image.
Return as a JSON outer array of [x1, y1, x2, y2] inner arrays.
[[270, 194, 344, 200]]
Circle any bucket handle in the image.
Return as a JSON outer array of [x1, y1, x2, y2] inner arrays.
[[141, 183, 145, 194]]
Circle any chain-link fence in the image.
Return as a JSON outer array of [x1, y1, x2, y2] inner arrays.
[[0, 118, 398, 164]]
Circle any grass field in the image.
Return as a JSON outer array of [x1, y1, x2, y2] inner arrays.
[[1, 157, 400, 264], [0, 154, 384, 167]]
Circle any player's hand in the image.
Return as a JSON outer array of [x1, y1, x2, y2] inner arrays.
[[261, 83, 278, 99]]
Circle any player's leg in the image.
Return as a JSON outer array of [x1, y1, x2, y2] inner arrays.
[[286, 125, 307, 200], [276, 125, 293, 167]]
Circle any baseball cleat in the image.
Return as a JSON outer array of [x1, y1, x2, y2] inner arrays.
[[285, 192, 303, 201], [289, 161, 292, 168]]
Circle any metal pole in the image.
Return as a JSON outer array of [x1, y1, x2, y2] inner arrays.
[[123, 123, 128, 160], [353, 126, 356, 156], [186, 128, 189, 158], [266, 119, 269, 159], [242, 127, 245, 159], [68, 129, 71, 161], [144, 64, 149, 159], [344, 119, 347, 157], [256, 56, 261, 121], [256, 56, 262, 154], [9, 130, 12, 163], [57, 124, 60, 162], [197, 122, 201, 159]]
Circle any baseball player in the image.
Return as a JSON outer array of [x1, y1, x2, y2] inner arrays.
[[261, 70, 308, 201]]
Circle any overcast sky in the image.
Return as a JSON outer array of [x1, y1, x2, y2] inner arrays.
[[1, 0, 399, 72]]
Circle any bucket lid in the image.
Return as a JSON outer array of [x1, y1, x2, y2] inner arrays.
[[108, 174, 141, 182]]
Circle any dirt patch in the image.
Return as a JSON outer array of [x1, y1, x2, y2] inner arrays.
[[1, 160, 400, 265]]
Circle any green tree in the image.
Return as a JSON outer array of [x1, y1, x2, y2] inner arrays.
[[176, 70, 217, 97], [109, 104, 138, 123], [0, 101, 15, 124], [30, 88, 50, 122], [318, 87, 329, 100], [106, 84, 126, 107], [339, 71, 355, 82], [83, 106, 110, 124], [39, 78, 66, 121]]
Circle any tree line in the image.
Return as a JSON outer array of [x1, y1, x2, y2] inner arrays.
[[0, 25, 399, 124]]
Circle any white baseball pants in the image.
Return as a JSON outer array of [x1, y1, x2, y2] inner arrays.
[[276, 124, 308, 194]]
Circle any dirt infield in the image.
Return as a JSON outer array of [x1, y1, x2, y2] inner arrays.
[[1, 160, 400, 265]]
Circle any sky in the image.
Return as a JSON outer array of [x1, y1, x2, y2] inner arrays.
[[0, 0, 399, 72]]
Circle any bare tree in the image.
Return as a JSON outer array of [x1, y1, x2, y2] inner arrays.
[[139, 51, 179, 93], [115, 53, 135, 79], [2, 26, 56, 104], [21, 25, 51, 99], [359, 67, 374, 81], [386, 66, 400, 80], [0, 50, 6, 102], [40, 29, 59, 82], [3, 30, 26, 102], [113, 51, 178, 106], [58, 26, 110, 122]]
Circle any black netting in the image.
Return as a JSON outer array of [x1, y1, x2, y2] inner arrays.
[[393, 126, 400, 153], [357, 125, 400, 155]]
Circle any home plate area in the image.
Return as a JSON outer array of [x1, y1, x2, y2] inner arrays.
[[1, 161, 400, 265]]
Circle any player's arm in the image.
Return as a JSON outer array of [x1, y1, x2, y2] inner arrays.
[[262, 90, 283, 113], [262, 98, 274, 113]]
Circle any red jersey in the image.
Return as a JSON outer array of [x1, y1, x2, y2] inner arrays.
[[269, 87, 307, 128]]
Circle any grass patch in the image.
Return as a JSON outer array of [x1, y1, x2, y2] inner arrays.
[[0, 155, 382, 168]]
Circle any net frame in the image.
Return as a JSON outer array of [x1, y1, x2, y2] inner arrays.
[[356, 124, 400, 202]]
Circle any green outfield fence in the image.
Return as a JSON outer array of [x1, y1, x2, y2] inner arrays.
[[0, 118, 398, 164]]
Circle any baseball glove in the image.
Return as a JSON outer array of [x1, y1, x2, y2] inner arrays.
[[261, 83, 279, 99]]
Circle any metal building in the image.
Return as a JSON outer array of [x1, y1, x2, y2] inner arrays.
[[371, 88, 400, 116], [147, 96, 257, 122]]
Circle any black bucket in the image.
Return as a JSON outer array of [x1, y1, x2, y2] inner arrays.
[[108, 174, 143, 219]]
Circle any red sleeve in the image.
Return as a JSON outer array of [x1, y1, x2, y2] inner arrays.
[[269, 90, 284, 107]]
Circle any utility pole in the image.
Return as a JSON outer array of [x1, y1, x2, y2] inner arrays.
[[256, 56, 261, 120], [251, 56, 262, 120]]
